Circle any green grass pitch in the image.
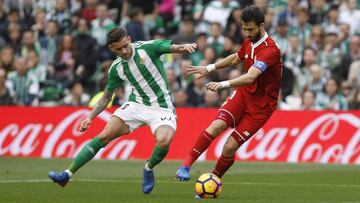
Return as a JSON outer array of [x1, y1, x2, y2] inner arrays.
[[0, 157, 359, 203]]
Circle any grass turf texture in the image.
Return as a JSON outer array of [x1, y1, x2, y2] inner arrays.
[[0, 157, 359, 203]]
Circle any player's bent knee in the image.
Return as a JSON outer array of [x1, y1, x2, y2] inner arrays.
[[156, 134, 173, 148], [97, 133, 112, 145]]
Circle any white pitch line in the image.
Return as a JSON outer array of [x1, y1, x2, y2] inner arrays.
[[0, 179, 359, 188]]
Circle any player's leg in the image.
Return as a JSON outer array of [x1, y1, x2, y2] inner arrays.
[[176, 119, 228, 180], [177, 90, 244, 181], [212, 115, 269, 178], [146, 125, 174, 169], [49, 116, 130, 187], [142, 107, 177, 194]]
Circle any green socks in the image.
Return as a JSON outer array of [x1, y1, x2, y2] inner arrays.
[[68, 137, 105, 174], [147, 145, 169, 169]]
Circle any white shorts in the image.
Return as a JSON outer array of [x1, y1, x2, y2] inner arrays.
[[113, 102, 177, 133]]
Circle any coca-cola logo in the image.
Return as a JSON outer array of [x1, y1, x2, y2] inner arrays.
[[1, 108, 360, 164], [0, 109, 137, 159], [213, 113, 360, 164]]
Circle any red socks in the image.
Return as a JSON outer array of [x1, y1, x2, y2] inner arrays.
[[212, 154, 235, 178], [182, 130, 215, 167]]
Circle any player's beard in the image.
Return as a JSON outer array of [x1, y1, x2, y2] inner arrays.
[[249, 30, 262, 43]]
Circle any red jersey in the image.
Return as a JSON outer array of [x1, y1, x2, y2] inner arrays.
[[236, 33, 282, 115]]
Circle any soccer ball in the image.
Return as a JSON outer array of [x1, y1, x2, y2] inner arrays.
[[194, 173, 222, 199]]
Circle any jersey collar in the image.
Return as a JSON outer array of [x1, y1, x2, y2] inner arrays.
[[250, 32, 268, 59]]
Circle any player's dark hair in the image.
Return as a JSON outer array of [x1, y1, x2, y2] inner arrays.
[[106, 27, 128, 46], [241, 6, 265, 26]]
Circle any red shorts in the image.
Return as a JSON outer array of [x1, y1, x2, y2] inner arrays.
[[216, 90, 274, 145]]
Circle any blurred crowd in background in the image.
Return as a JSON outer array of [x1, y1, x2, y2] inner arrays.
[[0, 0, 359, 110]]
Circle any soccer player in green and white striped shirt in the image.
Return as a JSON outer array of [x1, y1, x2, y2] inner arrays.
[[49, 27, 197, 194]]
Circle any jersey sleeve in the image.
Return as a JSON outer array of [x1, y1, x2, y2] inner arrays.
[[153, 39, 172, 55], [253, 46, 280, 73], [106, 62, 124, 91], [236, 44, 245, 60]]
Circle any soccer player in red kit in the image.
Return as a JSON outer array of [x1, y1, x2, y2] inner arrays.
[[176, 6, 282, 181]]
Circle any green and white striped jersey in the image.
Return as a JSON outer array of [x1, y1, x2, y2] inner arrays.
[[106, 39, 174, 110]]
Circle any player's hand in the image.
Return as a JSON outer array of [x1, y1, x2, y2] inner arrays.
[[79, 117, 92, 132], [186, 66, 209, 79], [183, 43, 197, 53], [206, 82, 222, 92]]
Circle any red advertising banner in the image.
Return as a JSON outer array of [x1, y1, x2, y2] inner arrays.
[[0, 107, 359, 164]]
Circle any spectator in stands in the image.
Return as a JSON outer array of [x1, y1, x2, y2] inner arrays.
[[0, 68, 14, 105], [175, 58, 193, 91], [224, 7, 243, 45], [126, 7, 146, 42], [7, 57, 39, 106], [284, 35, 303, 72], [74, 18, 98, 92], [308, 0, 327, 25], [1, 8, 26, 39], [171, 15, 196, 44], [306, 64, 327, 96], [159, 0, 175, 24], [300, 90, 319, 110], [340, 80, 354, 104], [296, 47, 318, 95], [62, 80, 90, 106], [202, 90, 220, 108], [338, 0, 360, 35], [207, 22, 225, 56], [81, 0, 97, 23], [187, 75, 206, 107], [190, 33, 206, 66], [31, 9, 47, 39], [338, 35, 360, 81], [290, 7, 311, 48], [6, 23, 21, 54], [277, 0, 298, 27], [27, 50, 46, 83], [19, 29, 41, 57], [54, 34, 77, 88], [306, 25, 324, 51], [273, 18, 290, 55], [319, 32, 341, 74], [316, 78, 348, 110], [338, 23, 350, 56], [203, 0, 240, 28], [221, 36, 235, 58], [39, 20, 60, 66], [174, 89, 189, 107], [0, 0, 6, 32], [91, 4, 117, 46], [322, 4, 340, 35], [347, 60, 360, 86], [0, 46, 15, 73], [349, 87, 360, 109], [46, 0, 71, 35]]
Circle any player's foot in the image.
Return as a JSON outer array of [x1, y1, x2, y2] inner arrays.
[[48, 171, 69, 187], [194, 194, 201, 199], [175, 166, 190, 181], [142, 162, 155, 194]]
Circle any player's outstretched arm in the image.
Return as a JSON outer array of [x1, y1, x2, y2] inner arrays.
[[206, 67, 261, 92], [187, 53, 240, 79], [79, 89, 114, 132], [170, 43, 197, 54]]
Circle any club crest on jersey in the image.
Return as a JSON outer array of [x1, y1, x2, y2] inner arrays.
[[139, 57, 145, 65], [243, 131, 251, 137], [245, 54, 248, 59]]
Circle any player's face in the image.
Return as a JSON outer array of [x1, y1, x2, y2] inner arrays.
[[108, 36, 133, 60], [241, 21, 263, 42]]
